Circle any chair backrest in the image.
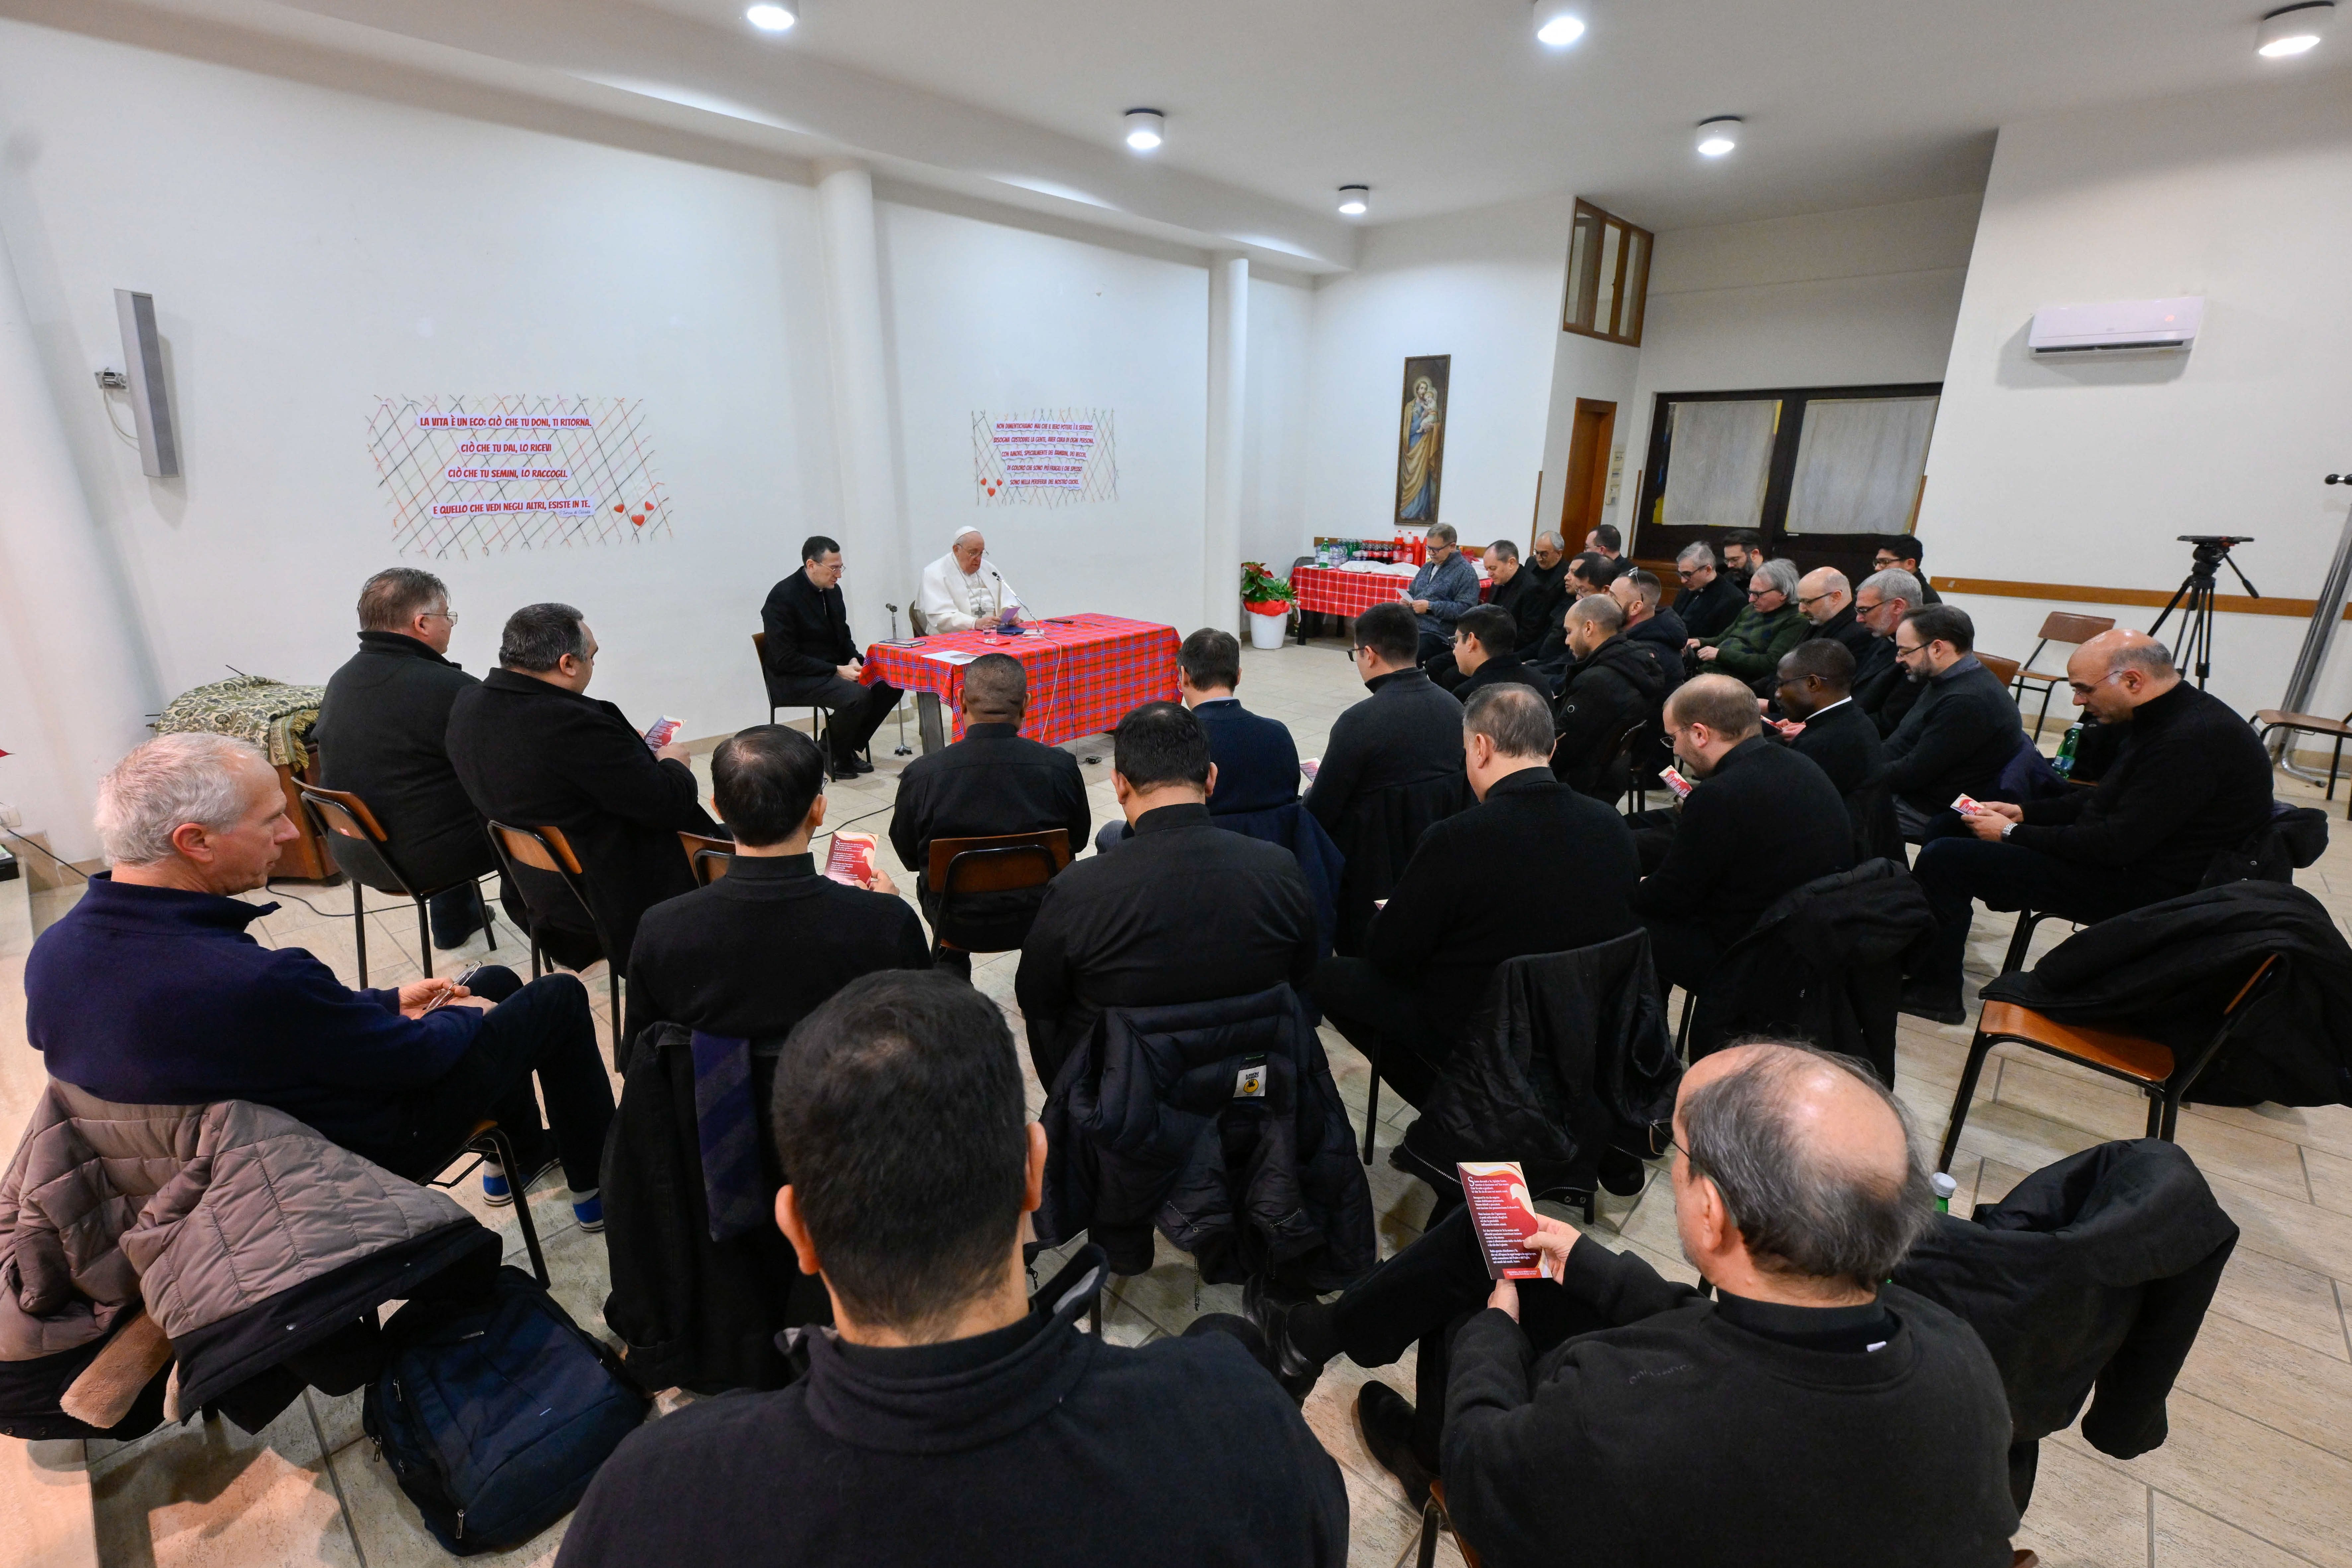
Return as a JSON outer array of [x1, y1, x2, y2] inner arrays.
[[2037, 611, 2116, 645], [679, 831, 734, 886], [1978, 653, 2022, 689], [928, 829, 1071, 896], [908, 605, 930, 637], [300, 785, 388, 845], [490, 821, 585, 876], [298, 784, 424, 897]]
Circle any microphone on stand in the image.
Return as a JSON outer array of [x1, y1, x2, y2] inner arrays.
[[883, 604, 913, 756]]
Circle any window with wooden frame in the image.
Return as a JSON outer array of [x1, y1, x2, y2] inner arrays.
[[1562, 200, 1652, 346]]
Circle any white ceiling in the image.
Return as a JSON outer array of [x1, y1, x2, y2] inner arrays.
[[625, 0, 2342, 230], [36, 0, 2352, 267]]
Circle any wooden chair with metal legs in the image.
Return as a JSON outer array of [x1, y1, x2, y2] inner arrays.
[[2255, 706, 2352, 819], [298, 785, 495, 987], [484, 821, 625, 1059], [1976, 652, 2023, 694], [429, 1117, 550, 1287], [2010, 612, 2116, 739], [679, 831, 735, 886], [751, 630, 842, 758], [924, 830, 1072, 965], [1936, 953, 2285, 1172]]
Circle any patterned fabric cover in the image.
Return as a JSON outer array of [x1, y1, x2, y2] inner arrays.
[[153, 675, 325, 768]]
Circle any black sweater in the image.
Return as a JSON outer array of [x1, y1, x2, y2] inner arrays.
[[1304, 668, 1464, 837], [2010, 682, 2274, 888], [1874, 657, 2026, 813], [1629, 735, 1854, 949], [559, 1268, 1348, 1568], [1788, 697, 1885, 799], [1367, 768, 1638, 1006], [314, 632, 496, 890], [1674, 574, 1745, 640], [622, 853, 931, 1066], [1552, 635, 1671, 797], [1443, 1237, 2017, 1568], [888, 722, 1090, 943], [760, 568, 859, 696]]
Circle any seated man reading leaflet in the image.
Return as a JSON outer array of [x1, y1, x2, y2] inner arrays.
[[1250, 1041, 2019, 1568], [559, 971, 1347, 1568], [626, 724, 929, 1055], [29, 734, 614, 1230]]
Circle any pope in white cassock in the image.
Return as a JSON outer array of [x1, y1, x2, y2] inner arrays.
[[916, 527, 1027, 633]]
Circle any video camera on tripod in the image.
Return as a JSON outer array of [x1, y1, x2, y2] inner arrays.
[[2151, 535, 2258, 689]]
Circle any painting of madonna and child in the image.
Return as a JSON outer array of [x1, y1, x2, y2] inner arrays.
[[1395, 353, 1450, 527]]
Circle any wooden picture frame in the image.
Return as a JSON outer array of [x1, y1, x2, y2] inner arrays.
[[1396, 354, 1451, 528]]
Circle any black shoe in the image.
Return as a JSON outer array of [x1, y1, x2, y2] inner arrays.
[[828, 759, 860, 783], [1355, 1382, 1434, 1511], [1242, 1275, 1326, 1404], [1899, 986, 1968, 1026], [1597, 1145, 1648, 1197], [849, 755, 875, 775]]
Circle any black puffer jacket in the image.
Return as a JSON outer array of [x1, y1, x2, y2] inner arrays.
[[1691, 859, 1935, 1084], [1036, 984, 1374, 1292], [1894, 1140, 2237, 1512], [1981, 880, 2352, 1109], [1551, 636, 1672, 801], [1398, 930, 1679, 1200]]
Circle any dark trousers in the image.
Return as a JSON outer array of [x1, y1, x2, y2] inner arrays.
[[782, 674, 901, 761], [1910, 837, 2172, 1000], [1414, 630, 1454, 668], [375, 968, 616, 1194], [426, 879, 488, 949], [1308, 956, 1460, 1110], [1425, 652, 1464, 691], [1331, 1204, 1612, 1468], [1625, 807, 1678, 873], [1636, 912, 1722, 999]]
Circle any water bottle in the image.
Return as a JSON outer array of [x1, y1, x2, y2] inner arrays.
[[2052, 721, 2083, 779], [1931, 1172, 1957, 1214]]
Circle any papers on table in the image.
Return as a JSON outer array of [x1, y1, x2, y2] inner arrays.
[[920, 649, 981, 667]]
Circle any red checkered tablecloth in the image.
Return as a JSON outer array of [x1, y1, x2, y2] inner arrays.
[[862, 613, 1179, 746], [1290, 564, 1492, 619]]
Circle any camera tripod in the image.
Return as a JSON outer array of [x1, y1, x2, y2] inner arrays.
[[2149, 535, 2257, 690]]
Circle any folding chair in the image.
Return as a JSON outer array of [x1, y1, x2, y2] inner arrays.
[[925, 829, 1072, 964], [752, 630, 835, 752], [299, 784, 494, 986], [1937, 954, 2284, 1171], [485, 820, 624, 1058], [2010, 612, 2115, 740], [680, 830, 735, 886], [429, 1117, 550, 1287], [2255, 706, 2352, 819]]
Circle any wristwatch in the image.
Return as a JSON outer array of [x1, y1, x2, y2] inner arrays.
[[1999, 820, 2017, 840]]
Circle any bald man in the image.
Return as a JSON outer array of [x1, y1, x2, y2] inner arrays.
[[1252, 1042, 2017, 1567], [916, 527, 1027, 633], [1905, 629, 2275, 1018], [1796, 566, 1875, 667]]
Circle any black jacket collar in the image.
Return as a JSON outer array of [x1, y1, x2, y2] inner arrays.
[[2127, 681, 2196, 729], [1133, 802, 1211, 834], [1366, 668, 1432, 696], [712, 852, 814, 895], [1709, 733, 1778, 779], [482, 667, 598, 708], [356, 630, 460, 668], [961, 722, 1021, 740], [1483, 765, 1557, 799]]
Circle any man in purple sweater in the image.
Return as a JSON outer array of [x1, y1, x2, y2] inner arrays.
[[26, 733, 612, 1228]]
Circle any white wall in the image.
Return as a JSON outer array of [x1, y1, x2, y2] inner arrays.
[[1618, 193, 1979, 556], [1917, 71, 2352, 720], [1298, 195, 1572, 550], [1241, 270, 1315, 572], [1536, 328, 1642, 548]]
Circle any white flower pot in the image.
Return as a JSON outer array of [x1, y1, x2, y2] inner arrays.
[[1246, 608, 1288, 649]]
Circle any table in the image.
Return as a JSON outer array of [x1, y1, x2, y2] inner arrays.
[[1288, 563, 1494, 621], [862, 613, 1179, 753]]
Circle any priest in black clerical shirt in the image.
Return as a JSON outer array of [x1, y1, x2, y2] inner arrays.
[[623, 725, 929, 1061]]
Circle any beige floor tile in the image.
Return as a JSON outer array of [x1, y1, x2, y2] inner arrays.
[[92, 1400, 360, 1568], [2014, 1436, 2150, 1568], [2173, 1309, 2352, 1465], [2054, 1391, 2352, 1568], [2304, 1145, 2352, 1219], [2204, 1168, 2352, 1282], [1335, 1457, 1425, 1568], [2151, 1491, 2317, 1568], [1992, 1059, 2311, 1203], [2205, 1246, 2352, 1362]]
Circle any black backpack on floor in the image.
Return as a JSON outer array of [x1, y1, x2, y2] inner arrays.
[[363, 1265, 647, 1555]]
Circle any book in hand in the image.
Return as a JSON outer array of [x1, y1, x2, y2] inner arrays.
[[1659, 765, 1694, 800], [1950, 793, 1984, 815], [642, 715, 683, 752], [1299, 757, 1321, 783], [824, 830, 880, 888], [1458, 1160, 1547, 1280]]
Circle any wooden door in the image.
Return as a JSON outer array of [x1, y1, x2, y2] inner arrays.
[[1559, 399, 1616, 547]]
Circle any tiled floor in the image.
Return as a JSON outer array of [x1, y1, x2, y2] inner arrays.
[[8, 637, 2352, 1568]]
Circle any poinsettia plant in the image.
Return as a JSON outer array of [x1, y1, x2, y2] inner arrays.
[[1241, 561, 1297, 608]]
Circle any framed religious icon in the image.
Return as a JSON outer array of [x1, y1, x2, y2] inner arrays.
[[1395, 354, 1450, 527]]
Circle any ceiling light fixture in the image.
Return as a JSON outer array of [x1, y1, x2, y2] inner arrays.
[[745, 3, 797, 32], [1533, 2, 1587, 47], [1337, 185, 1370, 217], [2256, 2, 2331, 55], [1695, 116, 1742, 157], [1124, 109, 1165, 152]]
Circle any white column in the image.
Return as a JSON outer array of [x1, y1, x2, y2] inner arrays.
[[0, 220, 155, 861], [1203, 253, 1249, 635], [814, 160, 908, 645]]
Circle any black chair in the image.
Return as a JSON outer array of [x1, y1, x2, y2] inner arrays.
[[908, 604, 931, 637], [924, 829, 1072, 963], [298, 784, 494, 986], [751, 630, 838, 755], [429, 1116, 550, 1287], [484, 820, 624, 1058], [1937, 954, 2284, 1171], [680, 830, 735, 887]]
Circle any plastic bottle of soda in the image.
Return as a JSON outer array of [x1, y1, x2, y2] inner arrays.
[[1932, 1172, 1957, 1214], [2052, 721, 2083, 779]]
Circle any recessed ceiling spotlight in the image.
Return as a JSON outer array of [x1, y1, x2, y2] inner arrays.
[[1695, 116, 1742, 157], [1124, 109, 1166, 153], [2256, 2, 2331, 55], [1337, 185, 1370, 217], [1533, 2, 1587, 47], [745, 3, 797, 32]]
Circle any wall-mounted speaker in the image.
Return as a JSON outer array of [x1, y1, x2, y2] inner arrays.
[[113, 289, 179, 478]]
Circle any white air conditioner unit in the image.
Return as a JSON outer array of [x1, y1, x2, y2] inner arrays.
[[2028, 296, 2203, 355]]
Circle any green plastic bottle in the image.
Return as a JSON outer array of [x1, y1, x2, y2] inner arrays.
[[1932, 1172, 1957, 1214], [2052, 720, 2083, 779]]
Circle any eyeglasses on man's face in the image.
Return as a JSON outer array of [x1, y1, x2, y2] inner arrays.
[[1748, 586, 1781, 600], [420, 609, 459, 625], [1795, 592, 1835, 608]]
